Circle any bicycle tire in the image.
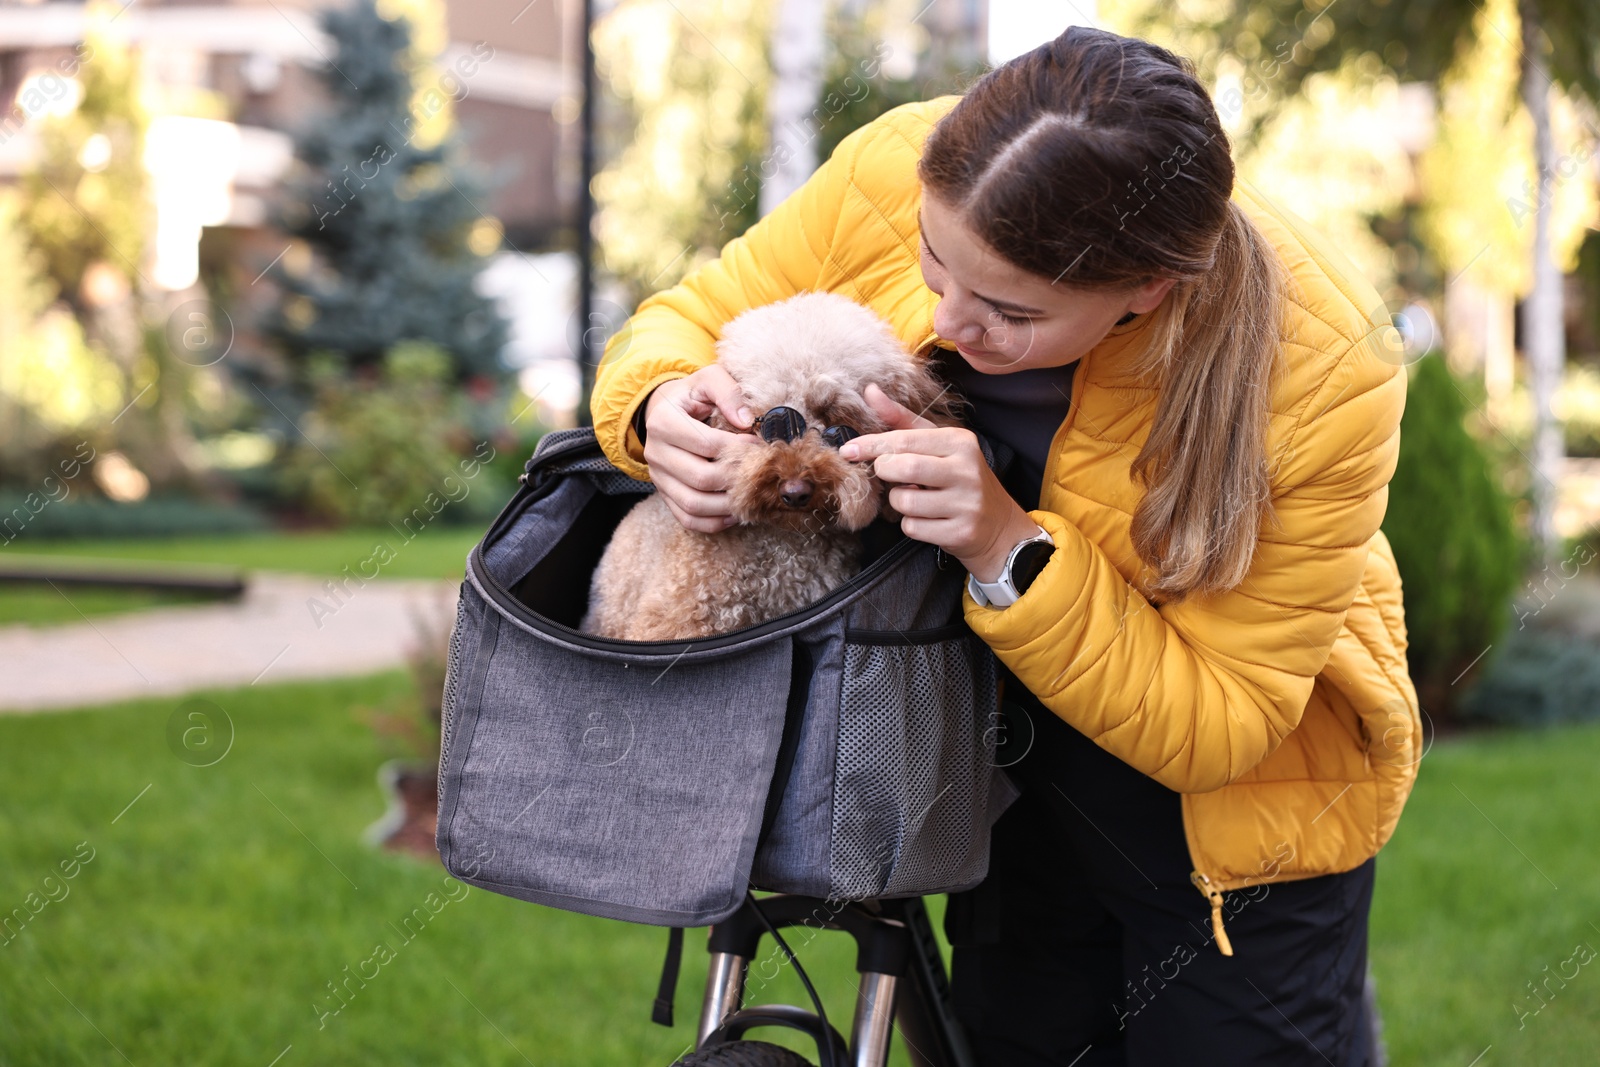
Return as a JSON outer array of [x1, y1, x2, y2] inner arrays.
[[670, 1040, 816, 1066]]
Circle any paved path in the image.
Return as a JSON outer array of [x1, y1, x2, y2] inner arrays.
[[0, 574, 460, 713], [8, 542, 1600, 715]]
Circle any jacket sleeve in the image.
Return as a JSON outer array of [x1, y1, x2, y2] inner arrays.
[[964, 341, 1406, 793], [590, 117, 892, 481]]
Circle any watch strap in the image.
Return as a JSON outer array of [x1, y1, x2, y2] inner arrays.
[[968, 525, 1053, 608]]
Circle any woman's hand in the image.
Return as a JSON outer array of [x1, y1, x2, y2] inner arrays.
[[640, 364, 757, 533], [840, 384, 1041, 582]]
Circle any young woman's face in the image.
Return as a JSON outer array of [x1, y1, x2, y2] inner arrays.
[[917, 192, 1175, 374]]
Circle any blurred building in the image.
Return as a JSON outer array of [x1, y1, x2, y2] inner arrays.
[[0, 0, 583, 428], [0, 0, 579, 276]]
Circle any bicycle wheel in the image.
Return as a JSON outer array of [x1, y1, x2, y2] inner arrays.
[[670, 1040, 816, 1066]]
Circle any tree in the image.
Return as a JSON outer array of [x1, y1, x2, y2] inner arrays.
[[267, 0, 508, 384], [813, 9, 976, 166], [18, 33, 142, 322], [16, 16, 201, 491], [1206, 0, 1600, 567], [591, 0, 971, 308], [592, 0, 774, 307], [0, 191, 108, 487]]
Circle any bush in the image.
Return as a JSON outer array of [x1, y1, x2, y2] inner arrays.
[[0, 493, 268, 543], [1456, 528, 1600, 728], [284, 344, 506, 527], [1458, 626, 1600, 727], [1379, 353, 1522, 718]]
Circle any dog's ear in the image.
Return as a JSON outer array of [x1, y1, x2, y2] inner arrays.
[[876, 482, 903, 525], [877, 362, 966, 429]]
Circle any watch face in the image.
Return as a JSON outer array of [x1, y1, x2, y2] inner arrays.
[[1011, 541, 1054, 595]]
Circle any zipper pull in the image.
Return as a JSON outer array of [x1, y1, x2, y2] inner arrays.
[[1190, 871, 1234, 957]]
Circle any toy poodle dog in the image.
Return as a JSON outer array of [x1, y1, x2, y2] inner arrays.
[[580, 291, 961, 641]]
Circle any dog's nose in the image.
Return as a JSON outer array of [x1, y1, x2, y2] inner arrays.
[[780, 480, 813, 508]]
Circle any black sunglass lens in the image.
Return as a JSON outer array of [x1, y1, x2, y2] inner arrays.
[[822, 425, 860, 449], [758, 406, 806, 444]]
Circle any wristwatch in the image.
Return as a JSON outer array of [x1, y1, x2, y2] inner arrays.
[[631, 386, 660, 447], [967, 525, 1055, 608]]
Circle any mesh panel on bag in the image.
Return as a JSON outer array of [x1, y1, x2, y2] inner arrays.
[[532, 428, 654, 498], [829, 634, 999, 899]]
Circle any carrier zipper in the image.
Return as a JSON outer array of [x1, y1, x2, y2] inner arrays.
[[1190, 871, 1234, 957], [518, 432, 615, 485], [486, 426, 990, 656], [471, 528, 925, 657]]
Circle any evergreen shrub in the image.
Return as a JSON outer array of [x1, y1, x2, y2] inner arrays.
[[1379, 353, 1522, 718]]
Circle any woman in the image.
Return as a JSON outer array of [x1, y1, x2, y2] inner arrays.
[[591, 27, 1419, 1066]]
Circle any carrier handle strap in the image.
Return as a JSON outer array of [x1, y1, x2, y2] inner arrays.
[[651, 926, 685, 1027]]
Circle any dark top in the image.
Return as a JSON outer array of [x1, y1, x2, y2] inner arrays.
[[927, 347, 1074, 513]]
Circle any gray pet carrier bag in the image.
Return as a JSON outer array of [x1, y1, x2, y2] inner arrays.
[[435, 426, 1019, 928]]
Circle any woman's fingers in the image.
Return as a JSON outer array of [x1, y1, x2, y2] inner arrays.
[[861, 382, 939, 431], [840, 427, 985, 502], [886, 483, 963, 519], [641, 367, 759, 533], [840, 426, 976, 466], [833, 384, 950, 483], [869, 451, 956, 489], [689, 364, 755, 430], [660, 364, 753, 437], [647, 412, 741, 480], [638, 366, 765, 533], [648, 381, 748, 463], [829, 388, 1031, 568], [651, 466, 739, 532]]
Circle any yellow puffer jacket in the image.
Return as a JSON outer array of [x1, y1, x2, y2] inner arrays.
[[592, 98, 1421, 947]]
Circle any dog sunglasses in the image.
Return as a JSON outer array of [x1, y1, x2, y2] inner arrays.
[[750, 406, 861, 450]]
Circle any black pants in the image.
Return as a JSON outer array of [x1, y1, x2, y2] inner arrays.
[[946, 680, 1375, 1066]]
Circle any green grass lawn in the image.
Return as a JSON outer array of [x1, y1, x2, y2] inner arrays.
[[1, 674, 1595, 1065], [0, 527, 482, 627], [0, 585, 219, 627], [1368, 724, 1600, 1065], [8, 526, 484, 579], [0, 673, 932, 1066]]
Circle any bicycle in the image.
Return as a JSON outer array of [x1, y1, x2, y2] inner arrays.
[[668, 892, 975, 1067]]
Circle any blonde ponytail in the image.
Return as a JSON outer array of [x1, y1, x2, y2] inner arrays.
[[1126, 202, 1289, 602]]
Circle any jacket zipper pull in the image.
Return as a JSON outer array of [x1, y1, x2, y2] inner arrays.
[[1190, 871, 1234, 957]]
